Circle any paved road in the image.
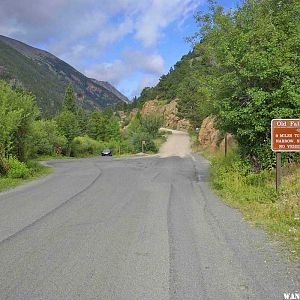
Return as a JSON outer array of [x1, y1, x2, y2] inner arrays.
[[0, 141, 299, 299]]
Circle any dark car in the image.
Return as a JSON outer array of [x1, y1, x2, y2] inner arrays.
[[101, 148, 112, 156]]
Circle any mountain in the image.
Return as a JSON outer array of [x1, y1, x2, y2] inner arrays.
[[0, 35, 128, 115]]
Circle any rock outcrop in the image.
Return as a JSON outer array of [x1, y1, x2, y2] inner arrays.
[[141, 100, 191, 131], [141, 101, 164, 116], [198, 116, 234, 152]]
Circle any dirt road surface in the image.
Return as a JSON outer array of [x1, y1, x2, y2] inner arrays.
[[159, 128, 191, 158]]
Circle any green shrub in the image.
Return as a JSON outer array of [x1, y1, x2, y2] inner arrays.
[[140, 114, 163, 138], [6, 157, 30, 179], [130, 131, 158, 153], [71, 136, 103, 157], [30, 120, 68, 157], [119, 139, 135, 155], [26, 160, 46, 176], [211, 149, 276, 205], [0, 80, 39, 162]]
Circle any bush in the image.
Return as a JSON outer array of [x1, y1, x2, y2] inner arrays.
[[125, 112, 161, 153], [30, 120, 68, 157], [119, 139, 134, 155], [6, 157, 30, 179], [26, 160, 46, 176], [71, 136, 104, 157], [130, 131, 158, 153], [211, 149, 276, 204], [0, 81, 39, 162], [140, 114, 163, 138]]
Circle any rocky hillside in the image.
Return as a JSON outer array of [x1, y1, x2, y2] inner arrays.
[[141, 100, 191, 131], [0, 35, 128, 115], [198, 116, 235, 152]]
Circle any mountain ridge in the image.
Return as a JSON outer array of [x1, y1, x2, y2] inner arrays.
[[0, 35, 128, 115]]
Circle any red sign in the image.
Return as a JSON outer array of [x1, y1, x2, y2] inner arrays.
[[271, 119, 300, 152]]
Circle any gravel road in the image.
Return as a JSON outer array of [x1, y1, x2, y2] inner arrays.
[[0, 131, 299, 299], [159, 128, 191, 157]]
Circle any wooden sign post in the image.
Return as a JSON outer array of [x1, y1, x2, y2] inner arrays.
[[271, 119, 300, 191], [224, 133, 228, 157], [142, 140, 146, 153], [276, 152, 281, 192]]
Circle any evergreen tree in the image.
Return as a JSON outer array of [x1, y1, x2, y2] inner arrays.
[[88, 111, 105, 141]]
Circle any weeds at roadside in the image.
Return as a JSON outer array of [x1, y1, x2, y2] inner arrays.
[[0, 161, 52, 192], [208, 149, 300, 259]]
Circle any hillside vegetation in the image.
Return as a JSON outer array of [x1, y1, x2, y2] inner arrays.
[[137, 0, 300, 169], [0, 35, 128, 116]]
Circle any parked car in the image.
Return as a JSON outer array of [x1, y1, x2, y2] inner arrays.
[[101, 148, 112, 156]]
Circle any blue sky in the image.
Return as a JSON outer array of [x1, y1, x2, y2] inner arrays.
[[0, 0, 240, 99]]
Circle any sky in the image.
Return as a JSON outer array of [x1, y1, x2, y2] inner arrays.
[[0, 0, 240, 100]]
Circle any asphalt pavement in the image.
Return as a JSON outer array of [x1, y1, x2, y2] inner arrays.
[[0, 154, 299, 299]]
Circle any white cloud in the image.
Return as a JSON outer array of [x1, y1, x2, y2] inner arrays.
[[85, 51, 165, 84], [85, 60, 127, 84], [123, 50, 164, 74], [0, 0, 201, 96], [134, 0, 199, 47], [84, 51, 165, 97], [96, 17, 134, 49], [0, 0, 199, 55]]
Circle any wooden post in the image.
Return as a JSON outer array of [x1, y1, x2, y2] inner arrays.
[[224, 133, 228, 157], [142, 141, 144, 153], [276, 152, 282, 192]]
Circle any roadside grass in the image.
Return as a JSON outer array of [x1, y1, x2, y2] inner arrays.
[[0, 161, 53, 192], [36, 155, 76, 161], [208, 149, 300, 259]]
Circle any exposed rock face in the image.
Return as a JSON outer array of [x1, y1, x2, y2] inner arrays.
[[198, 117, 220, 151], [163, 101, 179, 129], [141, 100, 158, 116], [141, 100, 191, 131], [177, 118, 192, 131], [198, 116, 235, 152]]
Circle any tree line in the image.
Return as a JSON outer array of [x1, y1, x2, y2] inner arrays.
[[0, 81, 162, 178], [135, 0, 300, 169]]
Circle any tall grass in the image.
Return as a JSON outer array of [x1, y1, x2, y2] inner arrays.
[[210, 149, 300, 258]]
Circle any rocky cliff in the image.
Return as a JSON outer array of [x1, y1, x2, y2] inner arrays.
[[198, 116, 234, 152], [141, 100, 191, 131]]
